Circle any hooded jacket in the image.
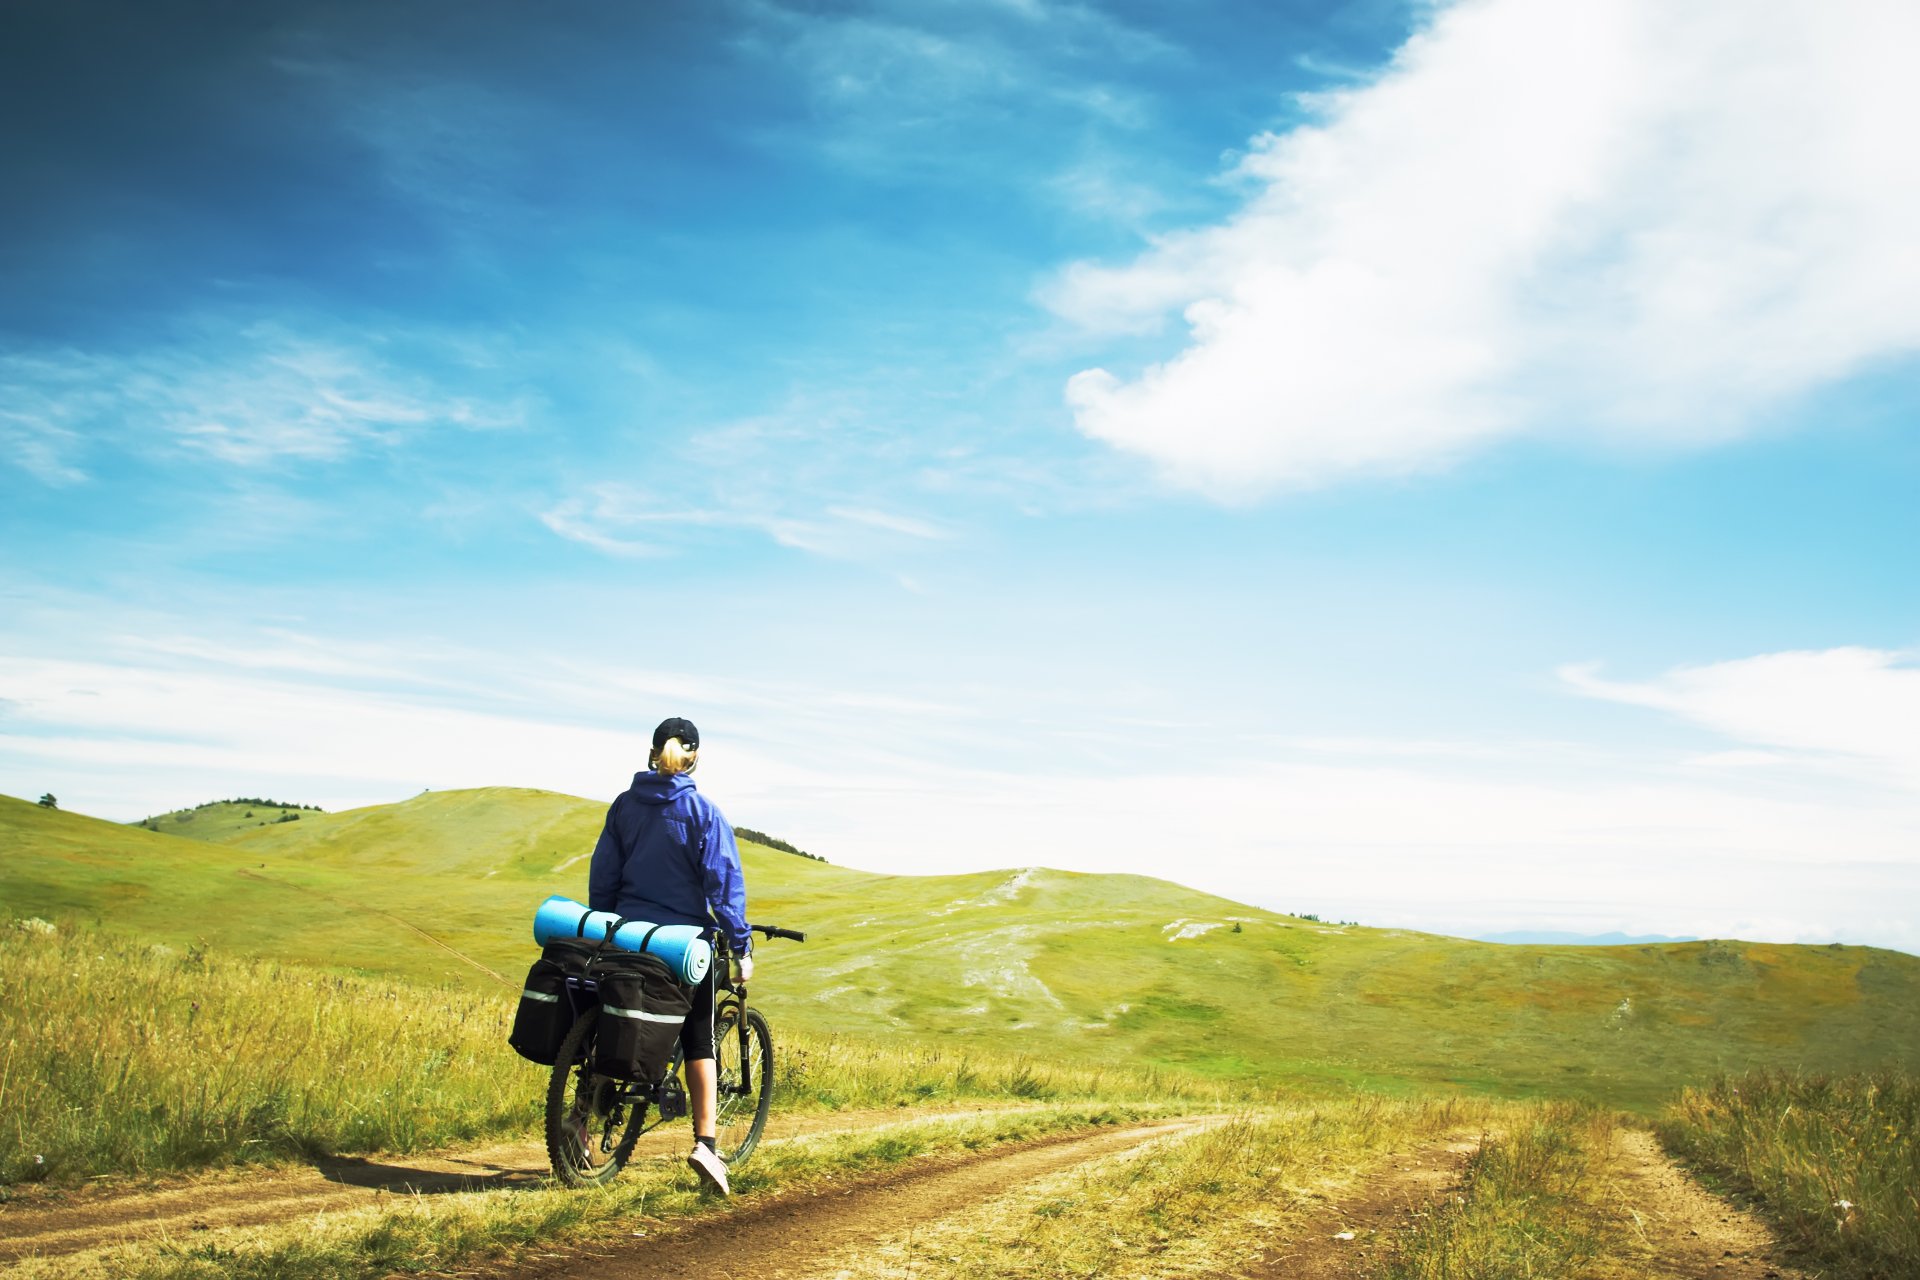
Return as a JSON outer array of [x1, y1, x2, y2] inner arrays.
[[587, 771, 750, 954]]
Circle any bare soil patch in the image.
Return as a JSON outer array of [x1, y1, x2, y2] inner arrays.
[[0, 1104, 1036, 1265], [1612, 1129, 1812, 1280]]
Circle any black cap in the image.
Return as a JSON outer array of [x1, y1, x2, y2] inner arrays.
[[653, 716, 699, 752]]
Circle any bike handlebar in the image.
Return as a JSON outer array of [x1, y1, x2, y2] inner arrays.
[[751, 923, 807, 942]]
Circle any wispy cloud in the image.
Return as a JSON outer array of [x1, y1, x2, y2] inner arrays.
[[1562, 647, 1920, 791], [824, 506, 950, 540], [1045, 0, 1920, 498], [0, 354, 97, 485], [736, 0, 1165, 179], [0, 322, 528, 475], [539, 484, 952, 562]]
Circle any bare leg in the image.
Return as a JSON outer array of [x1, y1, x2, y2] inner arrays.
[[688, 1056, 717, 1140]]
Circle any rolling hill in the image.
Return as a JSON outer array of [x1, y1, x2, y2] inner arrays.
[[127, 798, 325, 842], [6, 787, 1918, 1108]]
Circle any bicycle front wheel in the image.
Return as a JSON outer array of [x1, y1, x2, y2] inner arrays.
[[545, 1009, 647, 1186], [713, 1005, 773, 1164]]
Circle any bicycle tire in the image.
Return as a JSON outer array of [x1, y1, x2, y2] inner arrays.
[[712, 1005, 773, 1164], [545, 1009, 648, 1186]]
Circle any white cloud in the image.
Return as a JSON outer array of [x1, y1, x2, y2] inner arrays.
[[1564, 647, 1920, 790], [1046, 0, 1920, 497]]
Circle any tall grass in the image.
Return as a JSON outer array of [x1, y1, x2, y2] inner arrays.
[[1383, 1103, 1616, 1280], [0, 920, 530, 1184], [1, 921, 1222, 1186], [1660, 1069, 1920, 1279]]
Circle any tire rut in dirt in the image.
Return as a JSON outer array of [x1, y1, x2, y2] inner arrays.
[[1241, 1131, 1486, 1280], [0, 1105, 1051, 1264], [498, 1118, 1211, 1280], [1612, 1130, 1812, 1280]]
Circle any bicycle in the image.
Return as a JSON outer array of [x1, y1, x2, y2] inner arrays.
[[545, 922, 806, 1186]]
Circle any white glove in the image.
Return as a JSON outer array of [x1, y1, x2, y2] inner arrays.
[[736, 954, 755, 983]]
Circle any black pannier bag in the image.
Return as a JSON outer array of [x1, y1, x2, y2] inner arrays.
[[509, 938, 598, 1065], [591, 951, 691, 1083]]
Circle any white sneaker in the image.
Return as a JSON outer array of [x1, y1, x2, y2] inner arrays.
[[687, 1142, 730, 1195]]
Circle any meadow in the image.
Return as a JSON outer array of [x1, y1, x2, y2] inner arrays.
[[6, 789, 1920, 1277], [0, 920, 1219, 1186], [4, 788, 1918, 1110]]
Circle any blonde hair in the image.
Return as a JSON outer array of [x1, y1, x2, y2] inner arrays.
[[653, 736, 698, 777]]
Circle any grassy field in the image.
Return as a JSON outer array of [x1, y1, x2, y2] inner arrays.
[[5, 788, 1917, 1108], [0, 921, 1220, 1186], [1662, 1070, 1920, 1279]]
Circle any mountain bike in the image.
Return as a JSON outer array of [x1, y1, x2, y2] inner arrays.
[[545, 922, 806, 1186]]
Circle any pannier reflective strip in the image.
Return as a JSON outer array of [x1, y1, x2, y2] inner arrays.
[[604, 1004, 684, 1023], [521, 988, 561, 1003]]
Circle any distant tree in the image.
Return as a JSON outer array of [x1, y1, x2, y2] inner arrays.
[[37, 793, 57, 809], [244, 810, 254, 817]]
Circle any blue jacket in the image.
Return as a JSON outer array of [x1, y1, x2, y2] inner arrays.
[[587, 772, 751, 954]]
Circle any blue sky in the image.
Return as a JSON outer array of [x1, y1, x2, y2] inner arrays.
[[4, 0, 1918, 951]]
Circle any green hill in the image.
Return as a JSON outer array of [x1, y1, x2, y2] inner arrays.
[[128, 798, 323, 842], [5, 788, 1917, 1108]]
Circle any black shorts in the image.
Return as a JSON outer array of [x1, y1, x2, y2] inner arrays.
[[680, 961, 716, 1061]]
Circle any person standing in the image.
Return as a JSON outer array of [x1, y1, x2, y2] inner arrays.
[[587, 716, 753, 1195]]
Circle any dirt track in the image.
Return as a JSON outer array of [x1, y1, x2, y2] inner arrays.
[[1, 1114, 1815, 1278], [1245, 1125, 1813, 1280], [1611, 1130, 1811, 1280], [497, 1115, 1218, 1280], [0, 1104, 1039, 1266], [1242, 1132, 1486, 1278]]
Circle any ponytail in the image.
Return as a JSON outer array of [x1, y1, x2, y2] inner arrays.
[[653, 736, 697, 777]]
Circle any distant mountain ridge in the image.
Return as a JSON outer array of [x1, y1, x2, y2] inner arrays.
[[1478, 930, 1699, 947], [6, 787, 1918, 1109]]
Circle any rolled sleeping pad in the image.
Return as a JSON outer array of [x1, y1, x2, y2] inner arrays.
[[532, 895, 713, 984]]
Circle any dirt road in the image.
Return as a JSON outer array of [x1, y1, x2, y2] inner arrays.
[[0, 1104, 1040, 1266], [1610, 1129, 1812, 1280], [1241, 1131, 1486, 1279], [2, 1114, 1818, 1279], [1244, 1125, 1814, 1280], [498, 1115, 1217, 1280]]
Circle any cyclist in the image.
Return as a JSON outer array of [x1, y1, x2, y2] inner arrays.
[[587, 715, 753, 1195]]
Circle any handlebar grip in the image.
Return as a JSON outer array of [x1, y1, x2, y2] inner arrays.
[[751, 924, 808, 942]]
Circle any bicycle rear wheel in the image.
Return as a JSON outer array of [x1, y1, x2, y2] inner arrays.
[[713, 1005, 773, 1164], [546, 1009, 648, 1186]]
